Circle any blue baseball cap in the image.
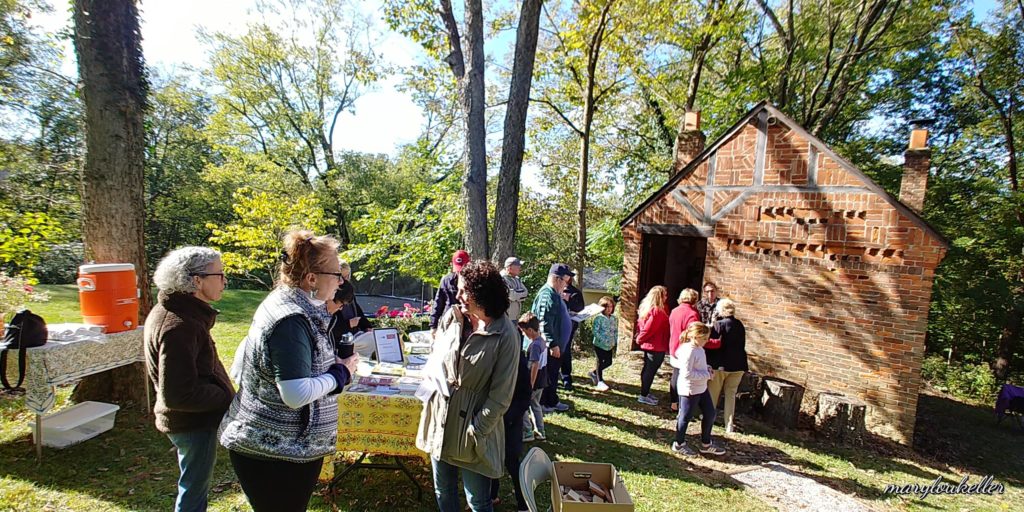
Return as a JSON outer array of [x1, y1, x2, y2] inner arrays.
[[549, 263, 575, 277]]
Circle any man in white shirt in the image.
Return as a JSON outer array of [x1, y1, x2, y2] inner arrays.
[[501, 256, 529, 320]]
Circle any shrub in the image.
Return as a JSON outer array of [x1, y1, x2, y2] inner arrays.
[[1, 271, 50, 322], [922, 354, 1000, 403], [32, 243, 85, 284]]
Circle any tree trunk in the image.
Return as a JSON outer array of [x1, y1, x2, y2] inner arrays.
[[462, 0, 489, 258], [492, 0, 543, 264], [71, 0, 150, 408], [994, 296, 1023, 381], [760, 377, 804, 429], [576, 109, 591, 289], [574, 0, 614, 288]]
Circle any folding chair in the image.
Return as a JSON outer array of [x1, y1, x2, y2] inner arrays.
[[1003, 397, 1024, 431], [519, 446, 553, 512]]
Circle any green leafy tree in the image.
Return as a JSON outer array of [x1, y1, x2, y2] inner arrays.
[[207, 187, 334, 289], [0, 211, 65, 281], [145, 71, 230, 264], [202, 0, 385, 247]]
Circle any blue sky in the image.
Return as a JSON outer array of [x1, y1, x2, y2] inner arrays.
[[33, 0, 1002, 163]]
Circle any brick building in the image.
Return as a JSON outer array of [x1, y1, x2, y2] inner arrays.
[[618, 101, 947, 443]]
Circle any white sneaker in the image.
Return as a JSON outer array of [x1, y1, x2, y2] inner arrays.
[[595, 381, 610, 391], [589, 371, 598, 386]]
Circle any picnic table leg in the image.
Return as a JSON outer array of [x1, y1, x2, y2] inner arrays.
[[35, 413, 42, 461], [391, 456, 423, 502], [329, 452, 368, 495]]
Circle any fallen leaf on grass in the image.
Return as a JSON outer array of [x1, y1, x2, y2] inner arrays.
[[97, 467, 109, 472]]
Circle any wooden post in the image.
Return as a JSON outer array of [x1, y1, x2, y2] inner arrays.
[[814, 392, 867, 444], [760, 377, 804, 429]]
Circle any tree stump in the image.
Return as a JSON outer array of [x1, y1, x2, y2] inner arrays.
[[735, 372, 762, 416], [760, 377, 804, 429], [814, 392, 867, 444]]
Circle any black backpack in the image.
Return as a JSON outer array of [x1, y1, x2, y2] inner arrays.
[[1, 309, 47, 390]]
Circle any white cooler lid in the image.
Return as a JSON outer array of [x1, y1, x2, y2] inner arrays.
[[79, 263, 135, 273]]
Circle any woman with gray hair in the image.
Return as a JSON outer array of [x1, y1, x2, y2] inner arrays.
[[705, 298, 748, 434], [144, 247, 235, 512]]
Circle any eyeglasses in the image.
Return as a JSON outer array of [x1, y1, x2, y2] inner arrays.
[[315, 271, 344, 279], [192, 273, 226, 280]]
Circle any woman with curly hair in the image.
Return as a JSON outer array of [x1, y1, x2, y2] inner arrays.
[[416, 260, 520, 512], [145, 246, 234, 512], [219, 230, 359, 512]]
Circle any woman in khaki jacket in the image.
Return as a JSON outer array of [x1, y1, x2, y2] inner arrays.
[[417, 260, 520, 512]]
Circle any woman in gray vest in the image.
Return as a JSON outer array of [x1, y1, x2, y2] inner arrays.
[[219, 230, 359, 511]]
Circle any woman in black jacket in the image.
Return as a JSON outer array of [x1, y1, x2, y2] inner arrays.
[[705, 298, 748, 434]]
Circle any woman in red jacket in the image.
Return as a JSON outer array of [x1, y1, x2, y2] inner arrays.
[[636, 285, 670, 406], [668, 288, 701, 410]]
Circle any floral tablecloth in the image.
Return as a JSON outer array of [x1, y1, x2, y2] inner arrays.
[[335, 390, 426, 460], [18, 328, 144, 414]]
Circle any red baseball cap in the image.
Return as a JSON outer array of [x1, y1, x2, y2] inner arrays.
[[451, 250, 471, 271]]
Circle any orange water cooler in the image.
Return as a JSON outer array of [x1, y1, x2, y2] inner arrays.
[[77, 263, 139, 333]]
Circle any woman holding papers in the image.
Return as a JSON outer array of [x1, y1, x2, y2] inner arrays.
[[416, 260, 520, 512], [219, 230, 359, 512]]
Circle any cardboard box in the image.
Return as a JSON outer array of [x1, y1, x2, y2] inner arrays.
[[551, 462, 634, 511]]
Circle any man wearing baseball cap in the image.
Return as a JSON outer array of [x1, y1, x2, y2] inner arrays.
[[430, 250, 470, 339], [531, 263, 574, 413], [501, 257, 529, 321]]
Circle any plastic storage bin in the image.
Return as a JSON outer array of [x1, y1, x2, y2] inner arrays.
[[29, 401, 120, 448]]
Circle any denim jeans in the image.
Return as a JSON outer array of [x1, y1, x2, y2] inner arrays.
[[166, 429, 219, 512], [676, 389, 716, 445], [639, 351, 665, 397], [560, 334, 574, 387], [541, 353, 562, 407], [432, 457, 494, 512]]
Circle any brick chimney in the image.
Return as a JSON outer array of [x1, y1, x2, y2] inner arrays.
[[672, 110, 706, 174], [899, 119, 934, 214]]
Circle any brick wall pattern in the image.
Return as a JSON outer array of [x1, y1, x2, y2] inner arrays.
[[619, 106, 947, 444]]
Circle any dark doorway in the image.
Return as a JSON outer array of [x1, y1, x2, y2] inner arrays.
[[638, 234, 708, 311]]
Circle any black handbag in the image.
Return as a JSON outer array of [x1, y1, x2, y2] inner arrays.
[[1, 309, 48, 390]]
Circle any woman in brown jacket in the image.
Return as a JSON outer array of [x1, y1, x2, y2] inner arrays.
[[144, 247, 235, 512], [416, 260, 519, 512]]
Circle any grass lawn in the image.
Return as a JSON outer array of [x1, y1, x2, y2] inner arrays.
[[1, 285, 1021, 511]]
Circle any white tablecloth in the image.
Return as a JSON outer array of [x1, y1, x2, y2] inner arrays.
[[18, 328, 144, 414]]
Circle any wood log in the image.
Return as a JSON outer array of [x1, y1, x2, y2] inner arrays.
[[760, 377, 804, 429], [814, 392, 867, 444]]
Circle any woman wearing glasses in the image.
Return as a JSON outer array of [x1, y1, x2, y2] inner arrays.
[[145, 246, 235, 512], [219, 230, 359, 511]]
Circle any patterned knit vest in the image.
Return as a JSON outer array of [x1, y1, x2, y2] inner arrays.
[[218, 287, 338, 462]]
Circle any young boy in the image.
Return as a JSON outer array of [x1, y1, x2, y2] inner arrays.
[[670, 322, 726, 456], [518, 312, 548, 442]]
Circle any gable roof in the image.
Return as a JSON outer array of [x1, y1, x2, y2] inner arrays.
[[620, 101, 948, 248]]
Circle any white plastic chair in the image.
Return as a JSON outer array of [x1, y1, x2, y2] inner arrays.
[[519, 446, 553, 512]]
